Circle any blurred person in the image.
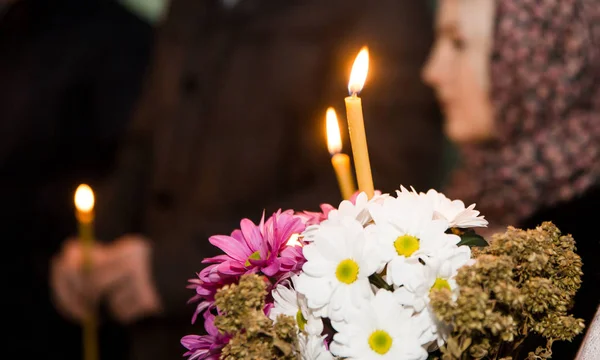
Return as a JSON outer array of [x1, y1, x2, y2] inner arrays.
[[50, 0, 444, 359], [0, 0, 153, 358], [423, 0, 600, 357]]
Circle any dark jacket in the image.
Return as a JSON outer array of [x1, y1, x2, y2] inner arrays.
[[95, 0, 443, 359], [0, 0, 153, 358]]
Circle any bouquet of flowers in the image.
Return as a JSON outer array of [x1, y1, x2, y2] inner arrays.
[[181, 186, 584, 360]]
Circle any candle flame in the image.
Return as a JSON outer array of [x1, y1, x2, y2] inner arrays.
[[326, 107, 342, 155], [348, 46, 369, 95], [286, 233, 302, 247], [74, 184, 95, 212]]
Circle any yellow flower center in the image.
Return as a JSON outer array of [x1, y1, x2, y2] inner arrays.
[[245, 251, 261, 267], [430, 277, 451, 294], [296, 310, 307, 331], [368, 330, 393, 355], [394, 235, 420, 257], [335, 259, 359, 284]]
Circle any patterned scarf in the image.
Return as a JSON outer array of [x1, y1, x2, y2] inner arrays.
[[444, 0, 600, 227]]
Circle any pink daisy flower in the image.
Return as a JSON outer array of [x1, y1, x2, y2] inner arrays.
[[181, 312, 230, 360], [187, 266, 237, 324], [295, 203, 335, 225], [203, 209, 307, 279]]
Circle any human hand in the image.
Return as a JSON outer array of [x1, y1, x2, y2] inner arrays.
[[50, 235, 162, 324], [93, 235, 162, 324], [50, 238, 107, 322]]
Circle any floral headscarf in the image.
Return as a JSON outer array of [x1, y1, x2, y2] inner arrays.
[[445, 0, 600, 227]]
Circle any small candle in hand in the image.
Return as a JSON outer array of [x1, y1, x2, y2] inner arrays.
[[326, 107, 356, 200], [344, 46, 374, 198], [74, 184, 98, 360]]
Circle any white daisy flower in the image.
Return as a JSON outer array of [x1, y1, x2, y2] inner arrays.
[[393, 245, 473, 347], [329, 289, 429, 360], [269, 278, 320, 333], [396, 186, 487, 229], [303, 192, 391, 244], [422, 189, 487, 229], [369, 195, 460, 286], [295, 217, 381, 322], [270, 279, 332, 359], [303, 192, 390, 243], [298, 319, 334, 360], [328, 191, 390, 225]]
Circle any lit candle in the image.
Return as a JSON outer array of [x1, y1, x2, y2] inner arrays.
[[344, 46, 374, 198], [74, 184, 98, 360], [326, 107, 356, 200]]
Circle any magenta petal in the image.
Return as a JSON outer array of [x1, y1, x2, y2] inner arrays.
[[279, 257, 296, 267], [280, 219, 305, 245], [203, 312, 218, 336], [230, 229, 244, 241], [263, 216, 275, 245], [279, 247, 303, 263], [191, 300, 212, 324], [264, 302, 274, 316], [240, 218, 263, 251], [205, 271, 225, 283], [187, 294, 202, 304], [248, 258, 267, 268], [262, 258, 281, 277], [199, 264, 219, 278], [181, 335, 202, 349], [195, 287, 214, 297], [202, 255, 230, 266], [217, 261, 246, 275], [258, 210, 266, 231], [208, 235, 249, 261]]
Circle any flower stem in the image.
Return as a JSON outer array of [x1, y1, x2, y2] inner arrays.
[[368, 273, 393, 291]]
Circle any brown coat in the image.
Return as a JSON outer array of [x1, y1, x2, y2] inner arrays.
[[96, 0, 442, 358]]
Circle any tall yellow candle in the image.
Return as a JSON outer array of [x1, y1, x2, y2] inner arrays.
[[74, 184, 98, 360], [326, 107, 356, 200], [344, 46, 374, 198]]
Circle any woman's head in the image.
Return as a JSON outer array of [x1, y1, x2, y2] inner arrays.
[[423, 0, 496, 144], [424, 0, 600, 145], [431, 0, 600, 225]]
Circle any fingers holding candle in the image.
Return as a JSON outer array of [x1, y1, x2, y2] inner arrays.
[[326, 107, 356, 200]]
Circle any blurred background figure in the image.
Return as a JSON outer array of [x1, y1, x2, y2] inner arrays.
[[0, 0, 153, 358], [423, 0, 600, 357], [49, 0, 443, 359]]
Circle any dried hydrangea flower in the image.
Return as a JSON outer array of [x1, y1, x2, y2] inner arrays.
[[214, 274, 300, 360], [430, 222, 584, 359]]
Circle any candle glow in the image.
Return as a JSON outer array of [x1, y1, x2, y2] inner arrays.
[[326, 107, 356, 200], [348, 46, 369, 95], [74, 184, 95, 213], [326, 107, 342, 155]]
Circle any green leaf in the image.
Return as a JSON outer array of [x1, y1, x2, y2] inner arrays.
[[457, 230, 488, 247], [368, 273, 393, 291]]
